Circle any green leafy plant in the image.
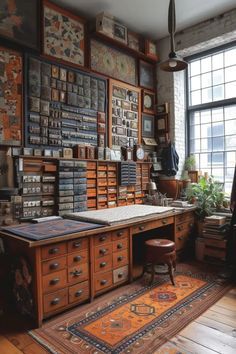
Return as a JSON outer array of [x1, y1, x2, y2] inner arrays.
[[184, 155, 196, 171], [186, 176, 226, 221]]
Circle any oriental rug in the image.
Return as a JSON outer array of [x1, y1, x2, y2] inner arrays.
[[30, 264, 231, 354]]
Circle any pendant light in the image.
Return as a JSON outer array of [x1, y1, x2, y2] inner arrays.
[[160, 0, 187, 72]]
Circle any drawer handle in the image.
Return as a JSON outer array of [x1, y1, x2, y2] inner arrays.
[[100, 262, 107, 268], [51, 297, 60, 305], [118, 256, 123, 262], [75, 290, 83, 297], [100, 279, 107, 286], [178, 226, 183, 231], [99, 236, 107, 242], [73, 255, 82, 262], [99, 248, 107, 255], [178, 236, 184, 241], [50, 262, 59, 270], [118, 272, 123, 278], [162, 220, 167, 225], [49, 247, 59, 255], [50, 278, 60, 285], [117, 243, 123, 249], [117, 231, 123, 236], [71, 270, 82, 277], [139, 226, 145, 231], [73, 242, 81, 248]]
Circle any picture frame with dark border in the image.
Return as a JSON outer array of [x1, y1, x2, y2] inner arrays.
[[142, 89, 155, 114], [188, 170, 199, 183], [113, 21, 127, 44], [139, 60, 155, 90], [156, 102, 169, 115], [0, 0, 39, 50], [145, 39, 158, 60], [156, 113, 169, 134], [142, 114, 155, 138]]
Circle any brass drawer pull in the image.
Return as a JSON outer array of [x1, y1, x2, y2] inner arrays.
[[117, 231, 123, 236], [162, 220, 167, 225], [49, 247, 59, 254], [100, 279, 107, 286], [49, 262, 59, 270], [50, 278, 60, 285], [117, 243, 123, 249], [99, 236, 107, 242], [118, 272, 123, 278], [139, 226, 145, 231], [100, 262, 107, 268], [73, 255, 82, 262], [99, 248, 107, 255], [177, 226, 183, 231], [51, 297, 60, 305], [75, 290, 83, 297], [73, 242, 81, 248], [71, 270, 82, 277], [118, 256, 123, 262], [178, 236, 184, 241]]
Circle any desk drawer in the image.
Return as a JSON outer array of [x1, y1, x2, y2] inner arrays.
[[67, 249, 88, 267], [175, 219, 194, 233], [41, 242, 67, 260], [132, 217, 174, 234], [42, 269, 67, 293], [94, 233, 111, 246], [111, 228, 129, 241], [175, 212, 194, 224], [94, 243, 113, 258], [113, 249, 129, 269], [68, 237, 88, 253], [113, 265, 129, 284], [204, 239, 227, 249], [175, 230, 189, 251], [94, 271, 112, 292], [94, 254, 112, 273], [112, 238, 128, 252], [43, 288, 68, 314], [69, 280, 89, 304], [42, 256, 67, 275], [68, 263, 88, 285]]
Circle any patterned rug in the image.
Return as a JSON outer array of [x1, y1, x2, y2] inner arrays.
[[30, 264, 231, 354]]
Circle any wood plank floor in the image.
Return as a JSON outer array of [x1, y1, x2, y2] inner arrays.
[[0, 287, 235, 354]]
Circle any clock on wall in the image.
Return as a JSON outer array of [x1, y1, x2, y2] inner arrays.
[[142, 89, 155, 114], [133, 144, 145, 161]]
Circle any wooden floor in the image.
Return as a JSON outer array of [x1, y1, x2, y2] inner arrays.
[[0, 287, 235, 354]]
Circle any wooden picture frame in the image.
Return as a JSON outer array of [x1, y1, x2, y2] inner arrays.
[[113, 21, 127, 44], [127, 31, 140, 51], [139, 60, 155, 90], [145, 39, 158, 60], [142, 114, 155, 138], [157, 133, 169, 145], [142, 89, 155, 114], [43, 0, 85, 67], [0, 47, 22, 146], [156, 102, 169, 115], [188, 171, 199, 183], [0, 0, 39, 50], [156, 113, 169, 134]]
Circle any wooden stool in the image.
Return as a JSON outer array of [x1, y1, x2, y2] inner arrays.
[[144, 239, 176, 285]]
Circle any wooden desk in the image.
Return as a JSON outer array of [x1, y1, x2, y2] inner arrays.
[[0, 208, 195, 326]]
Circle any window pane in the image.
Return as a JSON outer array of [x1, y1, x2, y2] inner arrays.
[[226, 151, 236, 167], [190, 139, 200, 153], [191, 90, 201, 105], [225, 120, 236, 135], [212, 108, 223, 122], [225, 183, 232, 195], [225, 135, 236, 150], [190, 60, 201, 76], [213, 69, 224, 85], [225, 168, 234, 182], [201, 57, 211, 73], [200, 153, 211, 168], [201, 72, 212, 88], [225, 48, 236, 67], [200, 110, 211, 123], [225, 65, 236, 82], [212, 137, 224, 151], [213, 85, 224, 101], [225, 82, 236, 99], [190, 125, 200, 139], [212, 152, 224, 165], [212, 168, 224, 182], [202, 87, 212, 103], [201, 138, 211, 152], [224, 105, 236, 120], [201, 123, 211, 138], [191, 76, 201, 90], [212, 53, 223, 70], [190, 112, 200, 125], [212, 122, 224, 137]]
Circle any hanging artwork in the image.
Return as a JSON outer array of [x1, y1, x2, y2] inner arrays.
[[90, 39, 137, 86], [0, 47, 22, 146], [139, 60, 155, 90], [0, 0, 39, 50], [43, 0, 85, 67]]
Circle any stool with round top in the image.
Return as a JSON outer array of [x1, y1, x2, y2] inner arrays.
[[144, 238, 176, 285]]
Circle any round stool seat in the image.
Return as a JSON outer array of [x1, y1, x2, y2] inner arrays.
[[145, 239, 175, 251]]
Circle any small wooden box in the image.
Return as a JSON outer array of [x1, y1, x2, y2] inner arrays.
[[74, 145, 86, 159], [86, 146, 96, 160]]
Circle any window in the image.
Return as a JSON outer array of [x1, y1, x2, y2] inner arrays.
[[187, 44, 236, 195]]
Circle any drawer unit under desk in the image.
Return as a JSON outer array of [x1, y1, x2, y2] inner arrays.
[[132, 216, 174, 234]]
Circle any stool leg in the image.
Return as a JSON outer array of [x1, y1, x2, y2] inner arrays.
[[167, 262, 175, 286], [173, 258, 177, 271], [150, 263, 155, 284]]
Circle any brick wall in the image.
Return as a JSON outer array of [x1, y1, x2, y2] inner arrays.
[[157, 7, 236, 178]]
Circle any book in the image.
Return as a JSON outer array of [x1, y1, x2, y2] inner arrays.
[[204, 215, 226, 225]]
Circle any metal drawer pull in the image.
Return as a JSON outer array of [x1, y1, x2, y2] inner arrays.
[[50, 278, 60, 285], [99, 248, 107, 255], [49, 247, 59, 254], [50, 263, 59, 270], [75, 290, 83, 297], [178, 236, 184, 241], [117, 231, 123, 236], [139, 226, 145, 231], [71, 270, 82, 277], [73, 255, 82, 262], [73, 242, 81, 248], [118, 256, 123, 261], [118, 272, 123, 278], [99, 236, 107, 242], [177, 226, 183, 231], [117, 243, 123, 249], [51, 297, 60, 305], [162, 220, 167, 225], [100, 279, 107, 285], [100, 262, 107, 268]]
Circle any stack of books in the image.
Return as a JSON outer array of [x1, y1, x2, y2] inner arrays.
[[202, 215, 229, 262]]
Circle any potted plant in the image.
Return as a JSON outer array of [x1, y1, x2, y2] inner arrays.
[[186, 176, 227, 235], [184, 155, 196, 171]]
